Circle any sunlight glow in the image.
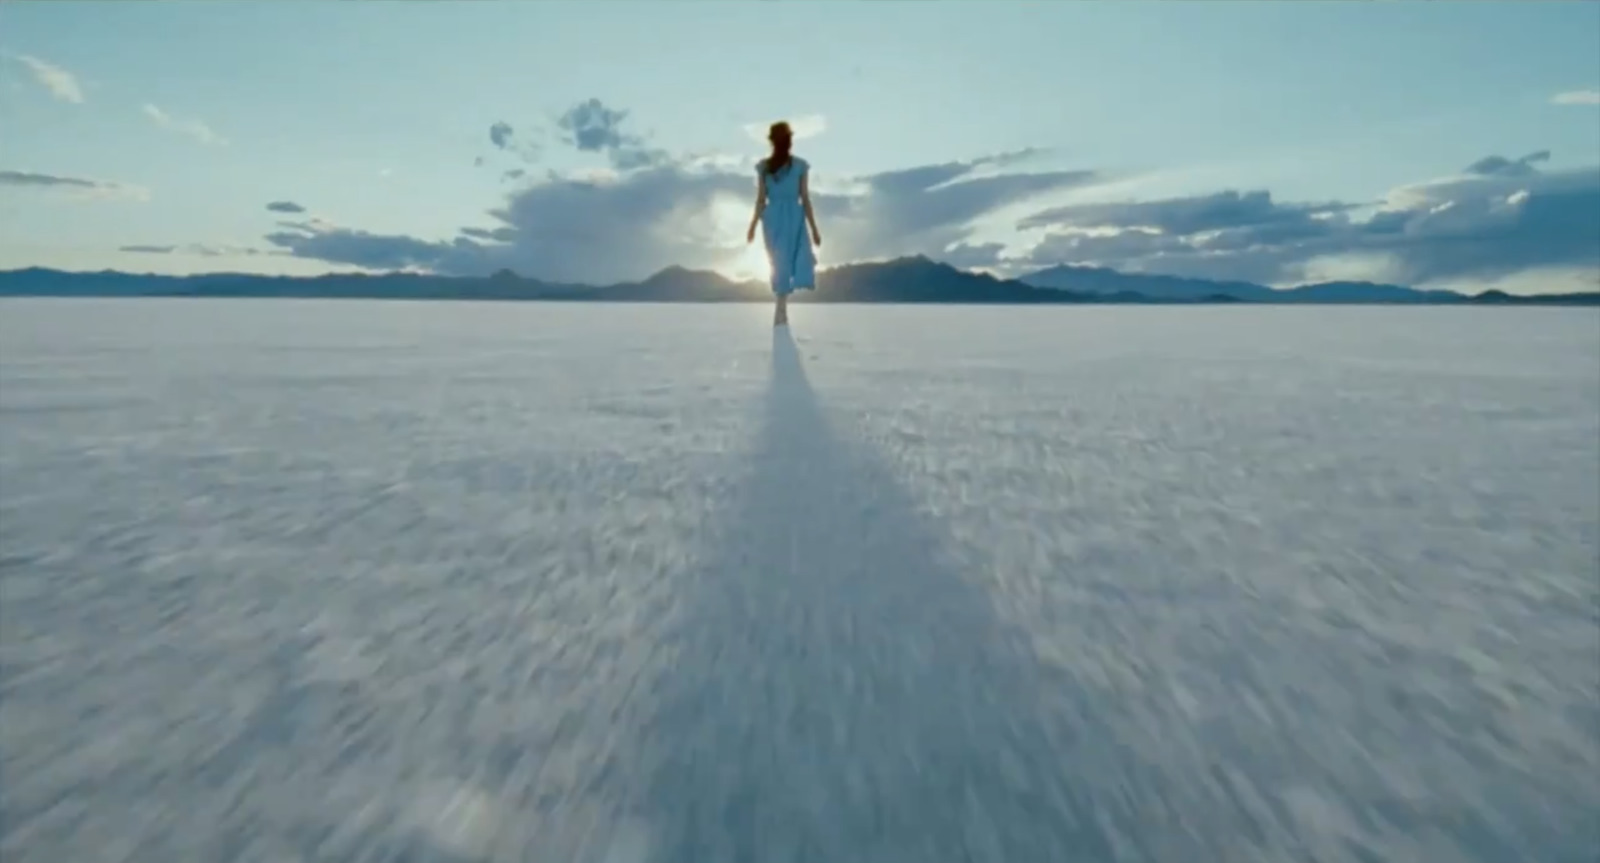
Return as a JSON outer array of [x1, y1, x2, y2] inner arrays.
[[730, 239, 770, 283], [710, 197, 772, 282]]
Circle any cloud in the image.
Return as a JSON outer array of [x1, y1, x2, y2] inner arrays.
[[250, 95, 1596, 291], [1019, 189, 1355, 238], [142, 104, 226, 146], [485, 120, 541, 163], [939, 242, 1009, 271], [555, 97, 669, 171], [265, 139, 1101, 284], [742, 114, 829, 144], [1, 170, 104, 190], [0, 169, 145, 199], [1464, 150, 1550, 178], [817, 154, 1098, 267], [460, 226, 516, 243], [558, 98, 633, 153], [8, 54, 83, 103], [475, 120, 544, 173], [120, 243, 267, 257], [266, 200, 306, 214], [265, 221, 488, 273], [490, 121, 515, 150], [1551, 89, 1600, 106], [1014, 152, 1600, 288]]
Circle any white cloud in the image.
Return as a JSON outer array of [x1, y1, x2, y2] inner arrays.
[[743, 113, 828, 144], [1551, 89, 1600, 106], [1440, 265, 1599, 296], [1011, 152, 1600, 289], [142, 104, 227, 146], [9, 54, 84, 104], [264, 150, 1098, 284]]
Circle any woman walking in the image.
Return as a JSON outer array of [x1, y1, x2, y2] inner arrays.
[[745, 120, 822, 326]]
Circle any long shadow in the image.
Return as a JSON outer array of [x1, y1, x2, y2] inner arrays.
[[625, 327, 1119, 862]]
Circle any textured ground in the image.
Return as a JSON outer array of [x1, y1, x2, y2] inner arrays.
[[1, 300, 1597, 863]]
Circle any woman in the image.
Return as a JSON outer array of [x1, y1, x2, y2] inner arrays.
[[745, 120, 822, 326]]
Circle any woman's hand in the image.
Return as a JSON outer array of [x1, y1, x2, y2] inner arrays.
[[811, 227, 822, 247], [746, 223, 757, 244]]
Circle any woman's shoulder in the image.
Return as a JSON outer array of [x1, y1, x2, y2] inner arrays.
[[754, 155, 808, 168]]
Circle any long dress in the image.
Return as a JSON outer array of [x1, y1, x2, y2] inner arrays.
[[758, 156, 816, 296]]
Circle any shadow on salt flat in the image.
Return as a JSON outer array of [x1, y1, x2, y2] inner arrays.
[[612, 327, 1124, 862]]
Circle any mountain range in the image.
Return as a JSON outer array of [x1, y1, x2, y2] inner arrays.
[[0, 257, 1595, 305]]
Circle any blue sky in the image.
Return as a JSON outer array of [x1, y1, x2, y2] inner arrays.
[[2, 0, 1597, 292]]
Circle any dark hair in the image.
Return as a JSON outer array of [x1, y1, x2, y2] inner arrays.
[[765, 121, 793, 177]]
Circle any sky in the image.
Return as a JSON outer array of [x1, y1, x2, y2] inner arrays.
[[2, 0, 1597, 293]]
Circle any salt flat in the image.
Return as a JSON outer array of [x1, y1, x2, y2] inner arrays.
[[1, 299, 1597, 863]]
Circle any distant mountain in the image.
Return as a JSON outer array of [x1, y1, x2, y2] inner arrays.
[[1019, 263, 1474, 304], [803, 255, 1096, 303], [1020, 264, 1269, 301], [0, 258, 1101, 305], [1, 259, 1595, 305], [582, 266, 769, 302]]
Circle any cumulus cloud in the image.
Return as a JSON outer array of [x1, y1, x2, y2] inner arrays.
[[743, 114, 828, 143], [0, 169, 145, 199], [7, 54, 83, 103], [249, 93, 1598, 291], [264, 137, 1100, 284], [142, 104, 226, 145], [1014, 152, 1600, 288], [266, 200, 306, 214], [1551, 89, 1600, 106]]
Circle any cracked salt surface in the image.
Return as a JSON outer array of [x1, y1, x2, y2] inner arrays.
[[1, 299, 1597, 862]]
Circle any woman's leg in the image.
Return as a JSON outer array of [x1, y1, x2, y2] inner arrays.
[[774, 291, 788, 325]]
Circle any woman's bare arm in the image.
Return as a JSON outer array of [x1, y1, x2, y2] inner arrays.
[[746, 174, 767, 242], [800, 169, 821, 246]]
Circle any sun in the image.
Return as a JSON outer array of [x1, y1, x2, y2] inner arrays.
[[709, 197, 771, 283], [728, 239, 771, 283]]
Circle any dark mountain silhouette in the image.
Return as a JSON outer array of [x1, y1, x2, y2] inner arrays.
[[805, 255, 1094, 303], [0, 259, 1595, 305], [1020, 264, 1269, 301], [1020, 263, 1470, 304]]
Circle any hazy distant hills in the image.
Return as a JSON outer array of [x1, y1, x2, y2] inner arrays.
[[1021, 264, 1466, 303], [1, 257, 1595, 305]]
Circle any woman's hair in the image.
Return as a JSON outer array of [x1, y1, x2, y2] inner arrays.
[[765, 121, 793, 177]]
